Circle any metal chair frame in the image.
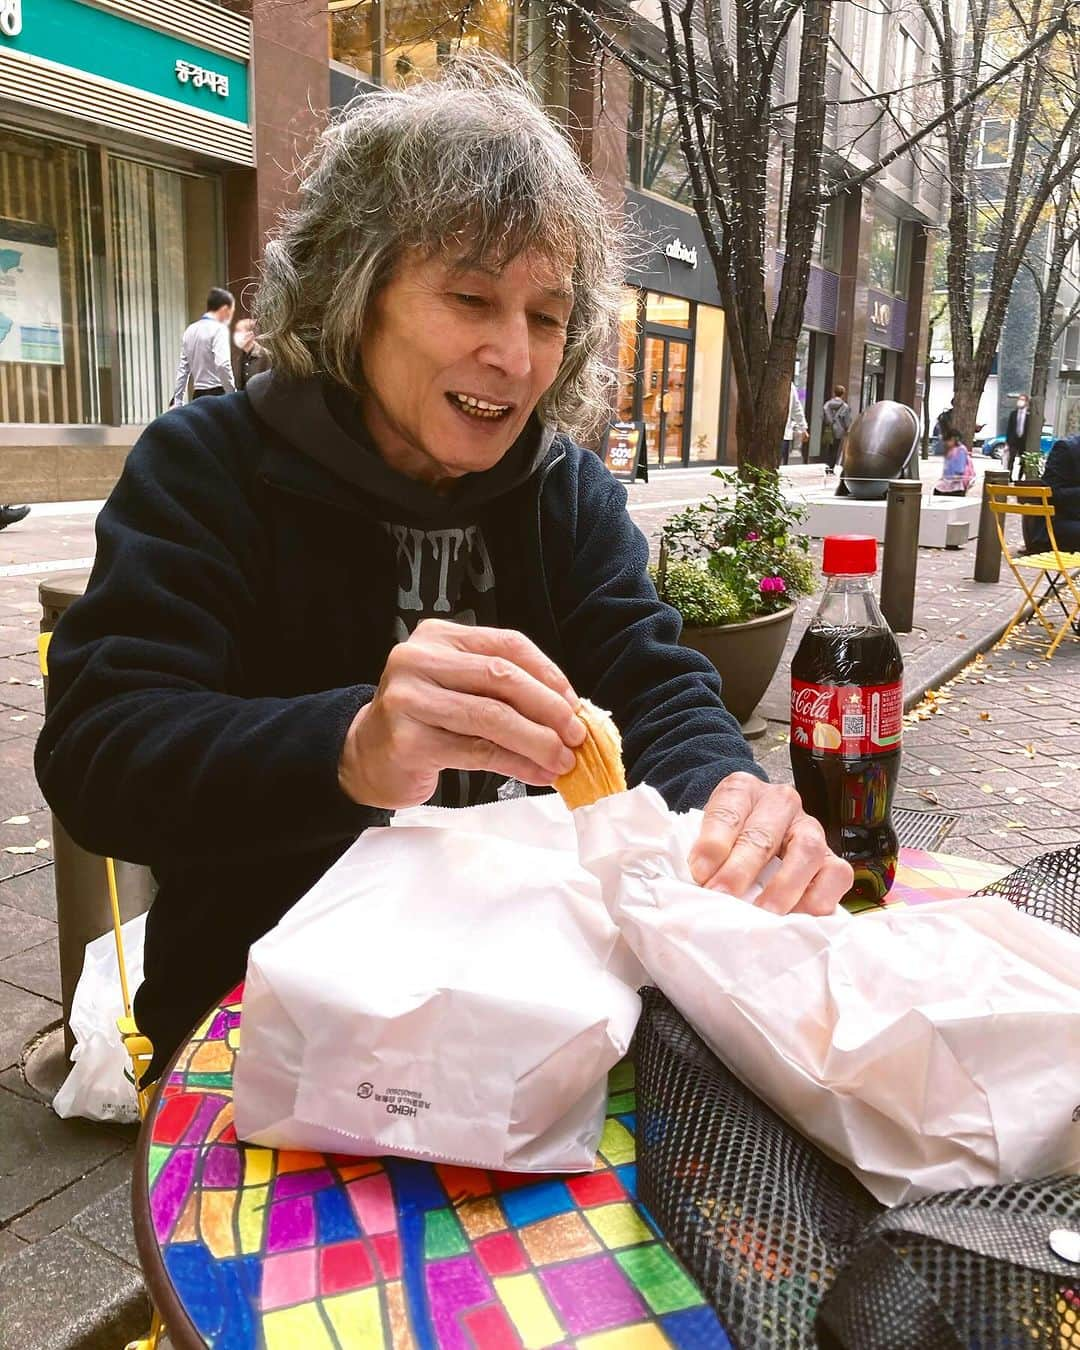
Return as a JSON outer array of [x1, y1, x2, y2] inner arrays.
[[985, 483, 1080, 659], [37, 633, 165, 1350]]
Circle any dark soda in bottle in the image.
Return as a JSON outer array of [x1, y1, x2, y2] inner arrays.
[[790, 535, 903, 910]]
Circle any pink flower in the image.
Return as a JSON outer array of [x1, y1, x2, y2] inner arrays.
[[759, 575, 787, 594], [745, 530, 761, 541]]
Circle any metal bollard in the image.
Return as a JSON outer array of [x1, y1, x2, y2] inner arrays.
[[974, 470, 1010, 583], [40, 572, 156, 1055], [881, 480, 922, 633]]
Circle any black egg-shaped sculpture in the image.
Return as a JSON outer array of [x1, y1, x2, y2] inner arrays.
[[840, 401, 919, 499]]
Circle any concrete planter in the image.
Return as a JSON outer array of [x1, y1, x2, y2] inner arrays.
[[679, 604, 796, 737]]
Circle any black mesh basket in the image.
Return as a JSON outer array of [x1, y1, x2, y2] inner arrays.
[[634, 845, 1080, 1349]]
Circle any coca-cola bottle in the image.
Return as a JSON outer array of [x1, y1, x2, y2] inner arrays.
[[790, 535, 903, 910]]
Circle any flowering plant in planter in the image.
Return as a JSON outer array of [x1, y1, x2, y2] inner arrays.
[[653, 467, 816, 625]]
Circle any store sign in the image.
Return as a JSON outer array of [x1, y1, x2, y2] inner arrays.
[[175, 60, 229, 98], [0, 0, 249, 124], [0, 0, 21, 39], [871, 299, 892, 329], [0, 227, 64, 366], [601, 420, 648, 483], [665, 237, 698, 269]]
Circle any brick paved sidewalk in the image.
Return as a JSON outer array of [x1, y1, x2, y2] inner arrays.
[[0, 472, 1073, 1348]]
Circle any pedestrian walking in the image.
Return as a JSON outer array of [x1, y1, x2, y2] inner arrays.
[[821, 384, 852, 476], [931, 405, 954, 456], [0, 504, 30, 531], [933, 432, 975, 496], [781, 382, 809, 465], [171, 288, 236, 407], [1005, 393, 1032, 482], [233, 317, 271, 390]]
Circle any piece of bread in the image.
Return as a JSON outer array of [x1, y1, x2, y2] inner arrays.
[[555, 699, 627, 809]]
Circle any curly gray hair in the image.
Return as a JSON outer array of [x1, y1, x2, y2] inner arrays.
[[255, 57, 625, 439]]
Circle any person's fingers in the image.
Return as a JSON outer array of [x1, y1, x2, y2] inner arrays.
[[415, 647, 586, 751], [753, 815, 832, 914], [789, 855, 854, 916], [686, 773, 764, 886], [702, 783, 804, 896], [423, 726, 562, 790], [405, 684, 577, 779], [417, 620, 579, 708]]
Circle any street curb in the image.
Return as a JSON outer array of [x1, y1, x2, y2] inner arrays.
[[901, 610, 1015, 712]]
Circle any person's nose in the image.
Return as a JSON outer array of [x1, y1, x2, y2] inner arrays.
[[477, 310, 532, 382]]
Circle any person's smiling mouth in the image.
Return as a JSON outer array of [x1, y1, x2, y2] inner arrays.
[[446, 391, 514, 422]]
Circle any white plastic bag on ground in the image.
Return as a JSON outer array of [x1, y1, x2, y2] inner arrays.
[[53, 912, 145, 1124], [576, 784, 1080, 1205], [233, 794, 642, 1171]]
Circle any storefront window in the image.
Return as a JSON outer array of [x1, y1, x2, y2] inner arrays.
[[645, 292, 690, 327], [617, 287, 641, 422], [384, 0, 510, 86], [689, 303, 724, 462], [0, 127, 98, 424], [628, 81, 692, 207], [109, 158, 224, 423]]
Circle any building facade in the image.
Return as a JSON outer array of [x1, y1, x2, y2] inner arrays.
[[0, 0, 327, 501], [1, 0, 944, 497]]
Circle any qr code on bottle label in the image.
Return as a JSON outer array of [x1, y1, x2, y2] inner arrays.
[[842, 712, 866, 738]]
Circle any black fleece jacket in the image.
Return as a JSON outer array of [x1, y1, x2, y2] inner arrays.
[[35, 384, 761, 1076]]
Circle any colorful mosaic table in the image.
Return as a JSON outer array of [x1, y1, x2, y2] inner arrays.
[[133, 848, 1009, 1350]]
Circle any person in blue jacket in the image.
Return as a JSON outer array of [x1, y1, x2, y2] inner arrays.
[[35, 60, 851, 1078]]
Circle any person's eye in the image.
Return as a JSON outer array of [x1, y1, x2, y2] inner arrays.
[[451, 293, 486, 308], [534, 312, 567, 330]]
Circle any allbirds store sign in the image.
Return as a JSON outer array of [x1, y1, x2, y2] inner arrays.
[[665, 237, 698, 269]]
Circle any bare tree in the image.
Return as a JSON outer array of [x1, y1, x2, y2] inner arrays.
[[916, 0, 1080, 450], [557, 0, 1076, 468]]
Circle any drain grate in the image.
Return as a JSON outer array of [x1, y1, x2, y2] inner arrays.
[[893, 807, 960, 851]]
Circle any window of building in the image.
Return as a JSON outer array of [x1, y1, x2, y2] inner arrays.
[[977, 118, 1014, 168], [109, 158, 224, 423], [627, 80, 693, 207], [814, 197, 843, 271], [0, 127, 98, 424], [329, 0, 570, 116], [868, 207, 899, 293]]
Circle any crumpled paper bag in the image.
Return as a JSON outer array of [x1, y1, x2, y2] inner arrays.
[[233, 793, 641, 1171], [575, 784, 1080, 1204]]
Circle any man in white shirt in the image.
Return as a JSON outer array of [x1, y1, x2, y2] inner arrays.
[[171, 288, 236, 407]]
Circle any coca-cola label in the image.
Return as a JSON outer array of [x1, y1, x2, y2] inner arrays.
[[790, 679, 903, 756]]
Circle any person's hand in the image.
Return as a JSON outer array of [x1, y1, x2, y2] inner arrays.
[[802, 429, 810, 444], [687, 772, 853, 915], [339, 619, 587, 809]]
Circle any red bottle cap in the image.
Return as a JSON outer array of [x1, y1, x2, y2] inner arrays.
[[822, 534, 878, 575]]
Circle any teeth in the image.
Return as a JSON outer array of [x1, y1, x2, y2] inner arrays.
[[451, 393, 510, 418]]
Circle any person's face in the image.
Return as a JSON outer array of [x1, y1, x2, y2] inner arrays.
[[235, 321, 255, 352], [357, 247, 574, 487], [1018, 396, 1029, 410]]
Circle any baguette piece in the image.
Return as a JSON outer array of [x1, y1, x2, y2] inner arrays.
[[556, 699, 627, 809]]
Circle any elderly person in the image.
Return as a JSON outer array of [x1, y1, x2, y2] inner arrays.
[[36, 63, 851, 1080]]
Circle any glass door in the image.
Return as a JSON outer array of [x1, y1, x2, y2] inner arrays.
[[642, 335, 690, 466]]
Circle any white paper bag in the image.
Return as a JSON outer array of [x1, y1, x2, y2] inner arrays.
[[576, 784, 1080, 1205], [233, 794, 641, 1171], [53, 913, 145, 1124]]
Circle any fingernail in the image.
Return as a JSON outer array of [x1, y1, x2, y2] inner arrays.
[[563, 687, 580, 709], [558, 749, 576, 775], [566, 719, 587, 746]]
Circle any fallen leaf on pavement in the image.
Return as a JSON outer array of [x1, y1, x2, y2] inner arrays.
[[3, 845, 37, 854], [34, 838, 49, 850], [981, 784, 995, 793], [916, 789, 940, 804], [978, 711, 991, 721], [2, 815, 29, 825]]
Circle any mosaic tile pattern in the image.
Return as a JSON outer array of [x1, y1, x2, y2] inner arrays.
[[143, 850, 1006, 1348], [146, 989, 731, 1349]]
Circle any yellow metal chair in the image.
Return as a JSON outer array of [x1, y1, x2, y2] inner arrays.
[[986, 483, 1080, 660], [37, 632, 165, 1350]]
